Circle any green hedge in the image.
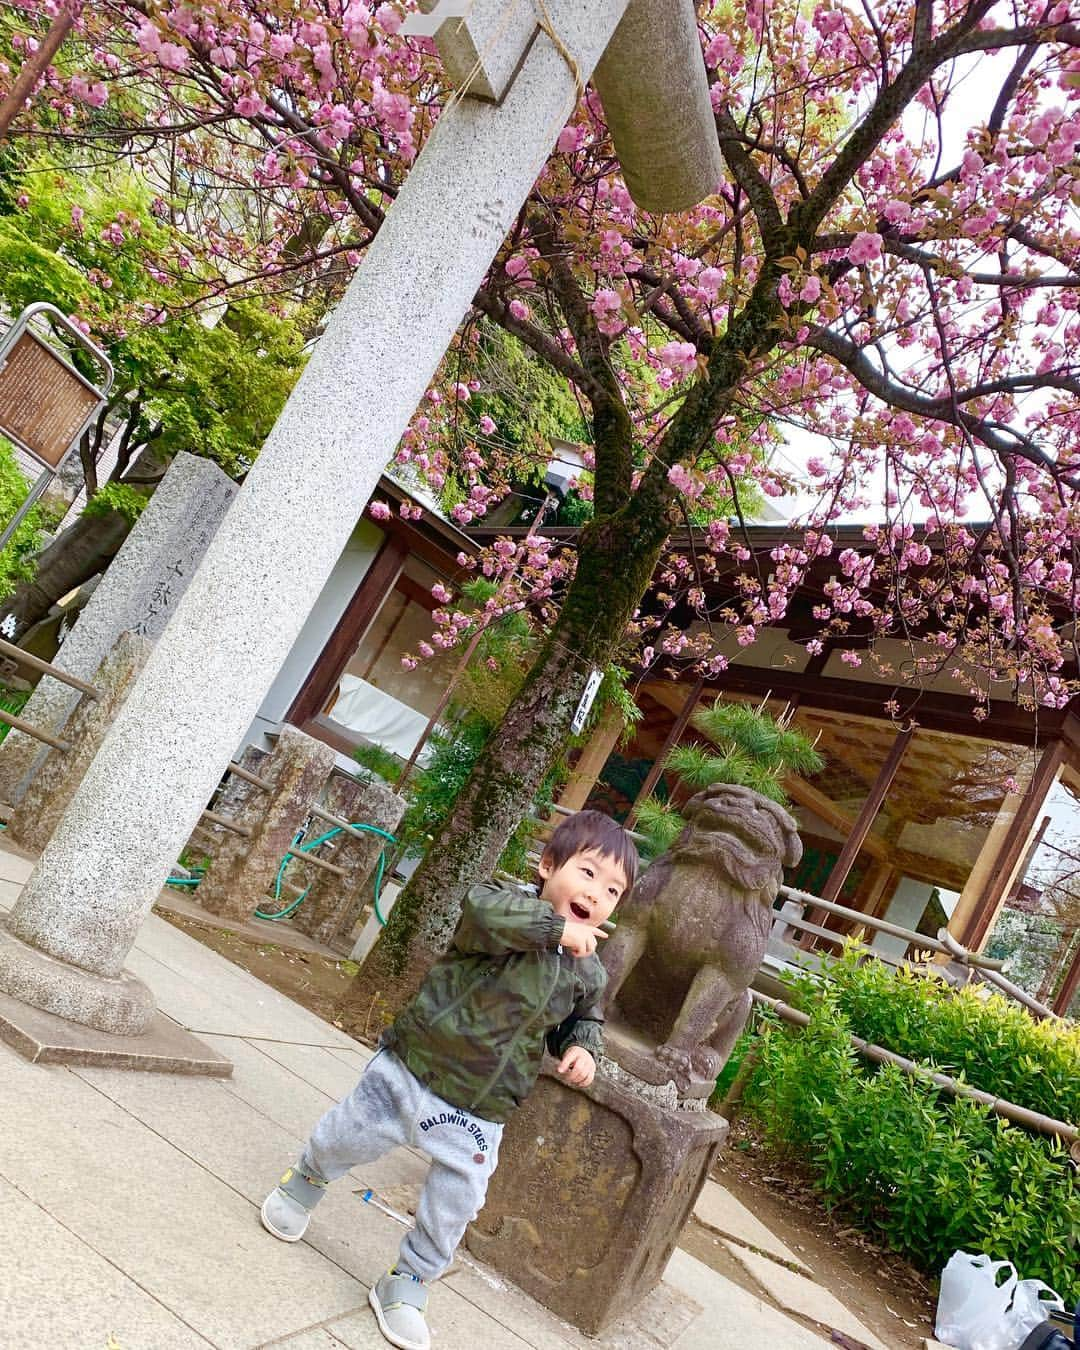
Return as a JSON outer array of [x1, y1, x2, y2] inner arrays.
[[744, 953, 1080, 1302], [792, 949, 1080, 1123]]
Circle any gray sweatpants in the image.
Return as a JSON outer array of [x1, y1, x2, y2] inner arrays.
[[303, 1048, 503, 1282]]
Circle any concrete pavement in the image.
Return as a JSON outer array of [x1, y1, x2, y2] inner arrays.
[[0, 839, 873, 1349]]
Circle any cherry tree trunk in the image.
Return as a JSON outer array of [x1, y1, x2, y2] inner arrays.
[[0, 509, 133, 642], [341, 509, 670, 1030]]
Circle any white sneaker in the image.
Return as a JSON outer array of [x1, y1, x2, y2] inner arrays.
[[259, 1163, 326, 1242], [369, 1270, 430, 1350], [259, 1185, 310, 1241]]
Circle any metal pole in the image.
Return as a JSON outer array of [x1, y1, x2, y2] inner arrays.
[[799, 723, 914, 951], [819, 724, 914, 904], [0, 467, 54, 555], [779, 883, 1008, 970], [0, 635, 100, 696]]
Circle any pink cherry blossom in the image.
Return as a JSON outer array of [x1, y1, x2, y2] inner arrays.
[[375, 2, 402, 34], [556, 125, 582, 153], [847, 232, 883, 265], [16, 0, 1079, 719]]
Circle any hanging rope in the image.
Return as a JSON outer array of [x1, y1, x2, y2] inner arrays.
[[435, 0, 584, 111], [533, 0, 584, 104]]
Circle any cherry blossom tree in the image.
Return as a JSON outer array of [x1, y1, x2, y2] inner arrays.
[[3, 1, 1079, 1003], [0, 146, 313, 639]]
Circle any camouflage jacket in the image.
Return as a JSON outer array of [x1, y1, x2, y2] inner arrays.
[[384, 882, 607, 1123]]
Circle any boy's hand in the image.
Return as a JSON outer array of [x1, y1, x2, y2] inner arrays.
[[557, 1046, 597, 1088], [560, 919, 608, 958]]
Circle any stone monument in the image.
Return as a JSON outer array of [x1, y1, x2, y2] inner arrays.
[[468, 783, 802, 1335], [0, 451, 236, 805]]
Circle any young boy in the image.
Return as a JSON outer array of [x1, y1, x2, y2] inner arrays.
[[260, 809, 637, 1350]]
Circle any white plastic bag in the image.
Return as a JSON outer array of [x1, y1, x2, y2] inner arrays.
[[935, 1251, 1065, 1350], [936, 1252, 1017, 1350], [1006, 1278, 1066, 1345]]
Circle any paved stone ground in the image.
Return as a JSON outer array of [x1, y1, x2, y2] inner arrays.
[[0, 840, 882, 1350]]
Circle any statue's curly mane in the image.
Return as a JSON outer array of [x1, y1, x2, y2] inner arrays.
[[667, 784, 802, 894]]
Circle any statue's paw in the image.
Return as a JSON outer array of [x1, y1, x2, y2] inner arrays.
[[691, 1047, 723, 1080], [655, 1043, 693, 1093]]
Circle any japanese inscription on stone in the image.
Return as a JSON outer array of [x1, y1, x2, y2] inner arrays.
[[129, 477, 236, 639], [0, 332, 100, 468]]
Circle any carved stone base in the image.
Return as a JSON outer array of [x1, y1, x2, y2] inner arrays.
[[603, 1017, 717, 1099], [467, 1063, 728, 1337]]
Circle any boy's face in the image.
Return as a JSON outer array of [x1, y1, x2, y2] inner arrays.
[[538, 847, 628, 927]]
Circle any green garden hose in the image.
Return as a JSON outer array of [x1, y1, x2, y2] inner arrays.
[[166, 822, 396, 928], [255, 823, 396, 923]]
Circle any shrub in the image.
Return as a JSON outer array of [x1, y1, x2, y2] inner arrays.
[[0, 435, 47, 602], [787, 947, 1080, 1124], [0, 685, 29, 743], [744, 966, 1080, 1301]]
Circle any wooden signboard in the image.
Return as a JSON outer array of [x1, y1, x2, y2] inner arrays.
[[0, 329, 102, 469]]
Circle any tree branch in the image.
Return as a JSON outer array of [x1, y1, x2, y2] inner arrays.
[[793, 0, 998, 240], [713, 105, 787, 250], [470, 287, 592, 395], [804, 324, 1080, 490], [529, 212, 633, 516]]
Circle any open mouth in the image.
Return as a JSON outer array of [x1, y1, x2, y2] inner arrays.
[[570, 901, 591, 920]]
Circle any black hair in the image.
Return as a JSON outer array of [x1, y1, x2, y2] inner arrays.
[[541, 809, 638, 894]]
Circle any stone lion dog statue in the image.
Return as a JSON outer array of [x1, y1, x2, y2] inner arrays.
[[600, 782, 802, 1097]]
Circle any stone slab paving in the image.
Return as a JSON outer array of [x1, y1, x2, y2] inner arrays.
[[0, 1039, 365, 1349], [249, 1036, 377, 1099], [693, 1178, 813, 1274], [0, 875, 24, 906], [124, 908, 359, 1047], [263, 1331, 346, 1349], [666, 1249, 833, 1350], [201, 1031, 360, 1138], [0, 986, 234, 1073], [0, 1174, 213, 1349], [0, 838, 885, 1350], [154, 887, 344, 960], [0, 840, 36, 885], [724, 1241, 888, 1350], [324, 1044, 376, 1074]]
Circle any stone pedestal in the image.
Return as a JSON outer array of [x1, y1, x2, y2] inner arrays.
[[603, 1017, 718, 1099], [0, 920, 154, 1034], [467, 1063, 728, 1337], [290, 772, 406, 947], [196, 727, 336, 923]]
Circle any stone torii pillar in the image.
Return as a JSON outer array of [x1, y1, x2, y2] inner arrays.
[[0, 0, 719, 1040]]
